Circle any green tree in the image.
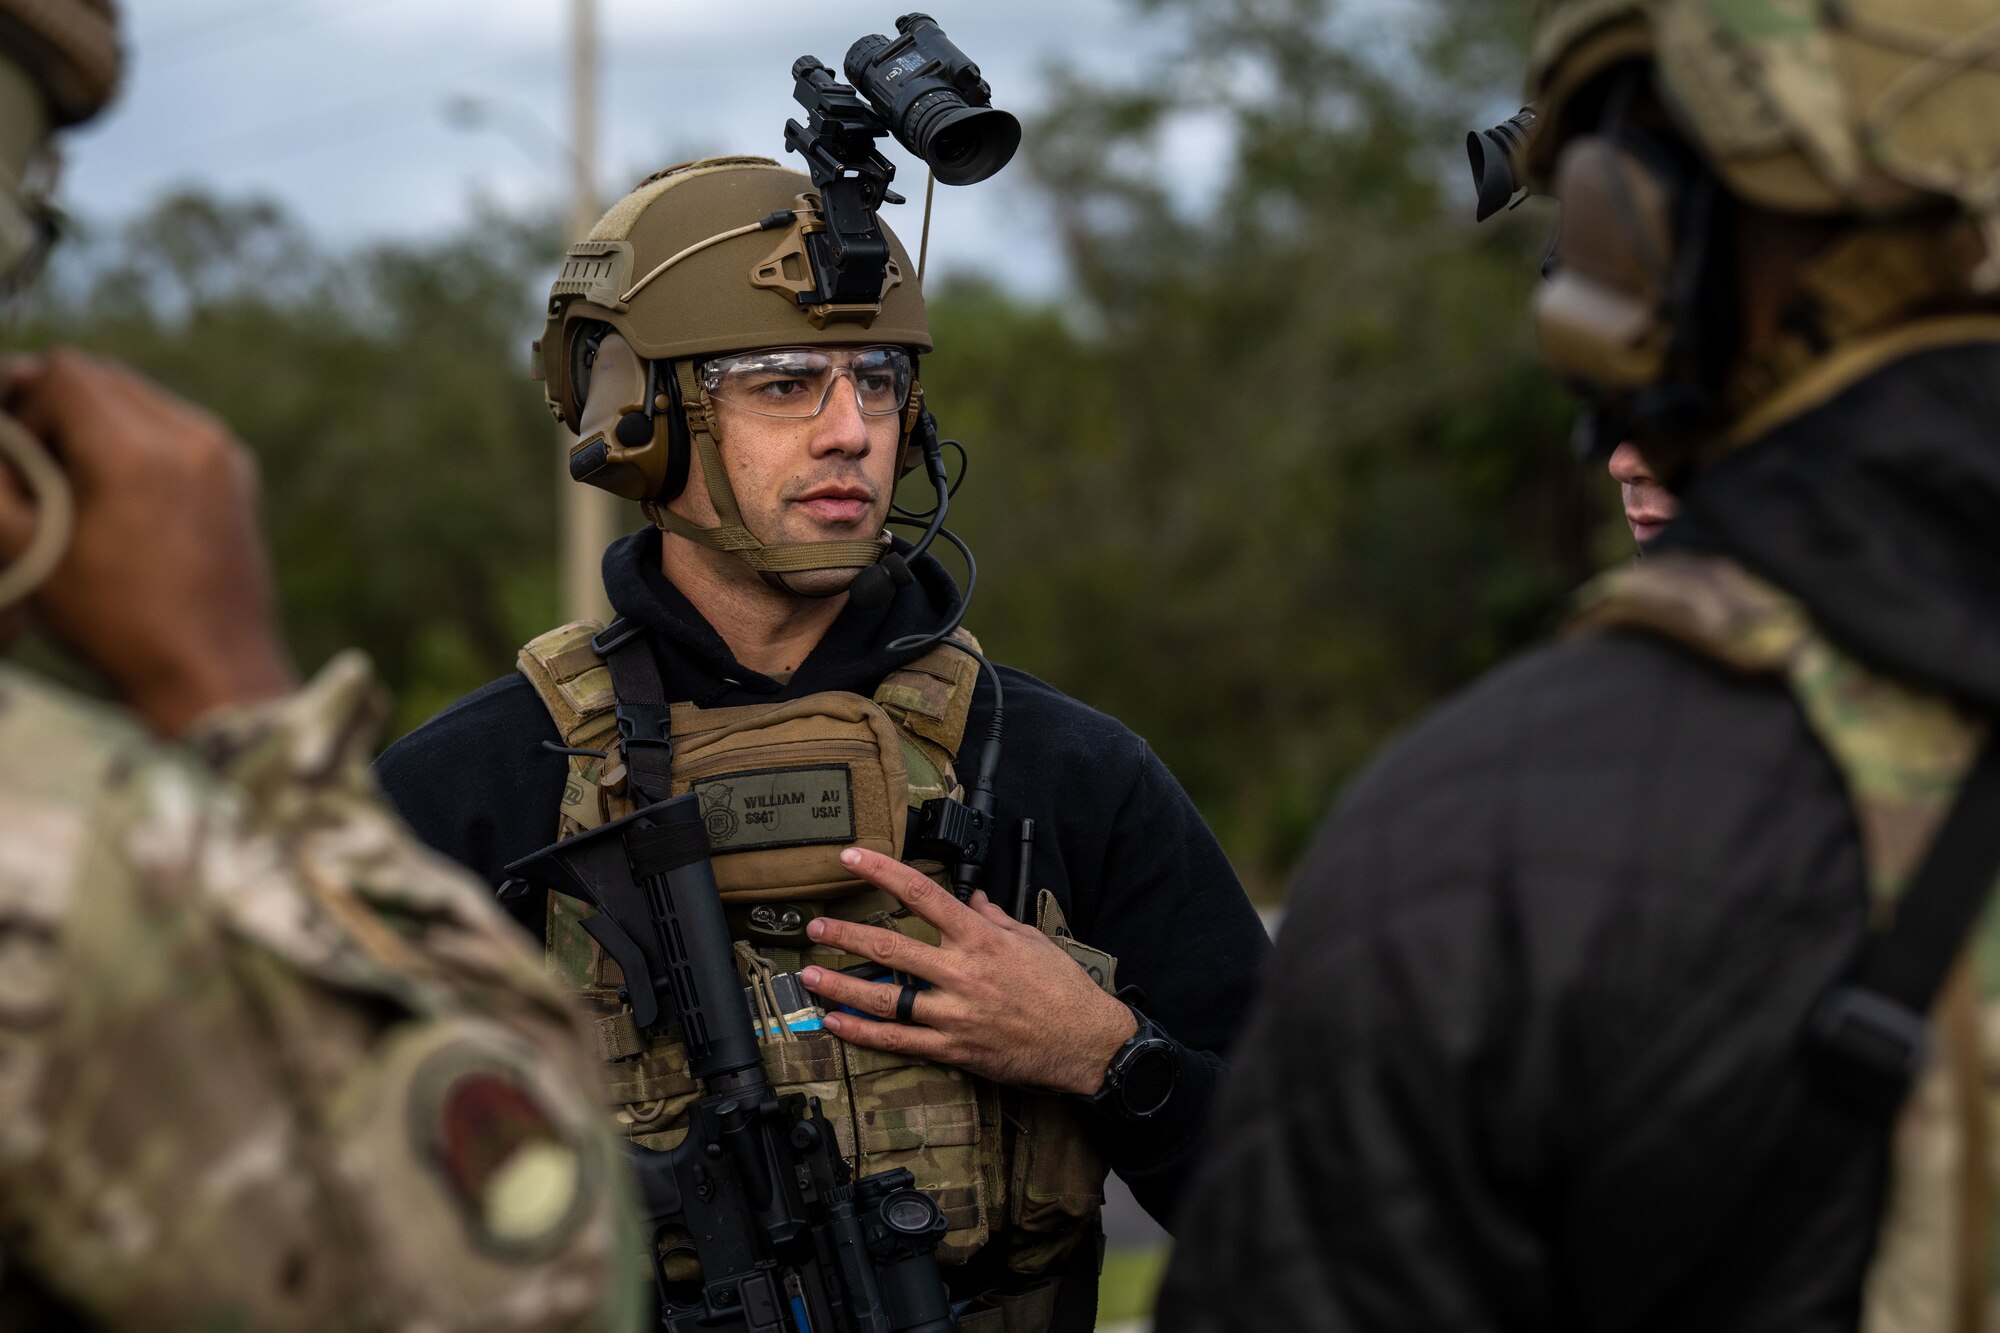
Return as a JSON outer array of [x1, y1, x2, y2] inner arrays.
[[15, 0, 1615, 898], [926, 0, 1600, 893], [17, 193, 566, 735]]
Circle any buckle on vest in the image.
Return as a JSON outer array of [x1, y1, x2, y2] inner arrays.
[[590, 619, 645, 656], [614, 702, 673, 751], [1807, 983, 1929, 1112]]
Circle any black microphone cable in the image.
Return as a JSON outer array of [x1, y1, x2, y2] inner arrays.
[[868, 421, 1006, 901], [848, 415, 954, 613]]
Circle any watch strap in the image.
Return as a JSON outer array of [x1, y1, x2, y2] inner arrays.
[[1083, 1005, 1179, 1121]]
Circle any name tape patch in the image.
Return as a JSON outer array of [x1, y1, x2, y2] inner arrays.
[[694, 764, 857, 853]]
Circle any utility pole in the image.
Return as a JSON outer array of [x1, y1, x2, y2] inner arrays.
[[561, 0, 617, 622]]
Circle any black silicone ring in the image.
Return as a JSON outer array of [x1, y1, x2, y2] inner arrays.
[[896, 983, 920, 1024]]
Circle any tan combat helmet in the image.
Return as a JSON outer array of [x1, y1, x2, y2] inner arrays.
[[1522, 0, 2000, 453], [0, 0, 120, 609], [533, 156, 933, 590], [0, 0, 120, 284]]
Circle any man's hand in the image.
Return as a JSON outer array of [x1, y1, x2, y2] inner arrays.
[[799, 847, 1139, 1096], [0, 350, 295, 735]]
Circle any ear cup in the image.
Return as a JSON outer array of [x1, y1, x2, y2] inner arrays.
[[1534, 136, 1680, 393], [566, 319, 614, 429], [1534, 116, 1729, 453], [567, 350, 685, 502], [658, 366, 693, 502], [572, 350, 680, 500]]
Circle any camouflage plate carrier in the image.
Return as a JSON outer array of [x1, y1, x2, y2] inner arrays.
[[1571, 552, 2000, 1333], [519, 622, 1112, 1329], [0, 654, 640, 1332]]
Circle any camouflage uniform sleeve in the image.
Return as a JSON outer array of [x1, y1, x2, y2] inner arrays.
[[0, 654, 642, 1332]]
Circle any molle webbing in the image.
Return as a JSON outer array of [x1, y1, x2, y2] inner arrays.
[[517, 624, 619, 753], [1569, 552, 1999, 1332], [517, 620, 984, 917], [517, 621, 983, 794], [516, 620, 1109, 1288]]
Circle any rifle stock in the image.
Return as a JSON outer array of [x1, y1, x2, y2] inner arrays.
[[507, 793, 956, 1332]]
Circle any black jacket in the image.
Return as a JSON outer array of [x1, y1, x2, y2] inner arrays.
[[376, 528, 1271, 1240], [1159, 338, 2000, 1332]]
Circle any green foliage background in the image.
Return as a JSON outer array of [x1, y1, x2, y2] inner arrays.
[[14, 0, 1617, 900]]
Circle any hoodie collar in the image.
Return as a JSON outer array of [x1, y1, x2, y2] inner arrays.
[[599, 527, 963, 704], [1663, 336, 2000, 712]]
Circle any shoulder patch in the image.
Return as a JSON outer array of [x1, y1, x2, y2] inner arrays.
[[409, 1034, 598, 1261]]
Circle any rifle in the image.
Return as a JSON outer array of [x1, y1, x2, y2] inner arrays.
[[506, 793, 957, 1332]]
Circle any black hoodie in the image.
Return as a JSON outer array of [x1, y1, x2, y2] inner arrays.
[[1159, 338, 2000, 1333], [376, 527, 1271, 1245]]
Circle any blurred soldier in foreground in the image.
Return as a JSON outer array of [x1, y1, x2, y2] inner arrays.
[[0, 3, 637, 1327], [1163, 3, 2000, 1330]]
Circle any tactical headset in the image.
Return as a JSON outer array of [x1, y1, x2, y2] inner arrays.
[[562, 318, 936, 508], [557, 310, 943, 612], [1532, 66, 1736, 471]]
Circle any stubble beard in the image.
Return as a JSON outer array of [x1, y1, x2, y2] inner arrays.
[[753, 468, 889, 599]]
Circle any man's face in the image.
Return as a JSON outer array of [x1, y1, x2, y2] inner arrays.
[[684, 345, 905, 598], [1607, 439, 1680, 546]]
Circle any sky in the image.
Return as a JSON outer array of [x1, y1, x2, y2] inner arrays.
[[60, 0, 1215, 295]]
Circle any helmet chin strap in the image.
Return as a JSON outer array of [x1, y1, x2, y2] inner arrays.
[[643, 359, 896, 596], [0, 413, 75, 609]]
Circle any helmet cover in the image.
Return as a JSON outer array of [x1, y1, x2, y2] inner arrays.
[[1527, 0, 2000, 220]]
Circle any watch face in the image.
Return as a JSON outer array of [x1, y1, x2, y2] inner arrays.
[[1118, 1041, 1178, 1119]]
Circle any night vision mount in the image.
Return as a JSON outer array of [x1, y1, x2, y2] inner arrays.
[[784, 12, 1021, 310]]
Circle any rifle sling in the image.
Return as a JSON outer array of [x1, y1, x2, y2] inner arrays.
[[593, 617, 676, 806], [1811, 733, 2000, 1109]]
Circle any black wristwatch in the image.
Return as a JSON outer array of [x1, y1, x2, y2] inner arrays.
[[1082, 1007, 1180, 1121]]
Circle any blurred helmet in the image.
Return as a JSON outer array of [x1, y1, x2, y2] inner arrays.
[[0, 0, 120, 610], [0, 0, 121, 289], [0, 0, 121, 125], [533, 156, 932, 591], [1525, 0, 2000, 222], [1521, 0, 2000, 462]]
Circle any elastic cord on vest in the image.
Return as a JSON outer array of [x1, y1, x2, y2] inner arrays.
[[0, 413, 74, 608]]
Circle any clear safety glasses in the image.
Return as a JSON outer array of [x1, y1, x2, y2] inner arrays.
[[700, 346, 913, 420]]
